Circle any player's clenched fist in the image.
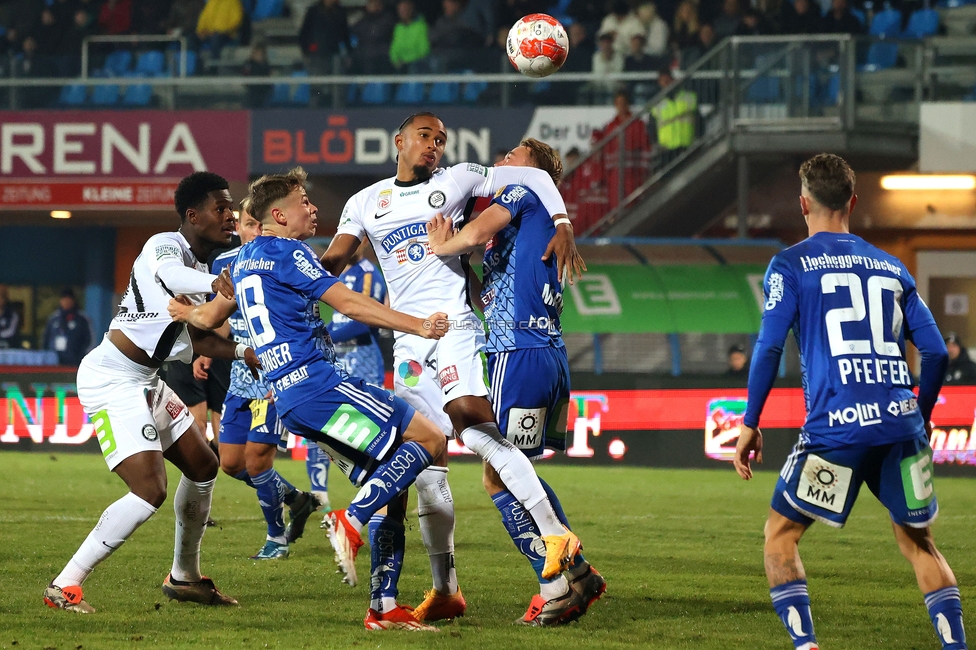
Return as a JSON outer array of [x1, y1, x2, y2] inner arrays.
[[420, 312, 450, 339]]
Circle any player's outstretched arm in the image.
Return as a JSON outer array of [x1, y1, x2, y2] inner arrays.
[[320, 233, 362, 276], [321, 283, 449, 340], [187, 324, 261, 377], [168, 293, 238, 331], [427, 207, 511, 257]]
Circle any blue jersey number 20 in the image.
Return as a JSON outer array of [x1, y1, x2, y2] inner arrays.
[[822, 273, 904, 358]]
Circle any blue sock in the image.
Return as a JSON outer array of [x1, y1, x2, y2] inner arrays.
[[770, 580, 817, 649], [250, 468, 288, 539], [491, 489, 559, 585], [539, 477, 586, 568], [369, 513, 405, 611], [232, 469, 255, 488], [926, 586, 967, 649], [306, 443, 330, 493], [347, 441, 432, 527]]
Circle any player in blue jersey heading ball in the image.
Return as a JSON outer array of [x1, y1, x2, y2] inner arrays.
[[169, 167, 451, 631], [735, 154, 966, 650]]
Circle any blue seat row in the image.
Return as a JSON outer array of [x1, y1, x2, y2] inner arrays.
[[348, 80, 487, 106]]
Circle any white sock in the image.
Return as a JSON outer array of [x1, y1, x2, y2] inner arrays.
[[54, 492, 157, 587], [170, 475, 214, 583], [459, 423, 565, 537], [414, 466, 457, 595], [540, 576, 570, 601], [379, 596, 398, 613]]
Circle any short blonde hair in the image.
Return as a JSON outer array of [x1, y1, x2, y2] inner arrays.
[[247, 167, 308, 223], [520, 138, 563, 185]]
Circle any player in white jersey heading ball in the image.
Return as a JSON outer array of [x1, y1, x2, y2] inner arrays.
[[322, 112, 587, 623], [45, 172, 256, 613]]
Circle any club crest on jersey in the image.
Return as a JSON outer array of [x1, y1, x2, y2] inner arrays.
[[142, 424, 158, 441], [394, 240, 432, 264], [428, 190, 446, 208], [377, 189, 392, 210]]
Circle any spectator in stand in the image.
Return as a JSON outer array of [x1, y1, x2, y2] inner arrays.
[[735, 8, 769, 35], [725, 343, 749, 379], [625, 33, 658, 72], [241, 42, 272, 107], [13, 36, 59, 107], [429, 0, 482, 70], [42, 289, 94, 367], [783, 0, 823, 34], [670, 0, 699, 55], [35, 8, 64, 60], [60, 8, 96, 76], [561, 21, 594, 72], [132, 2, 170, 35], [165, 0, 206, 44], [300, 0, 351, 76], [943, 333, 976, 385], [593, 89, 651, 210], [681, 21, 715, 67], [0, 286, 20, 350], [590, 30, 624, 96], [197, 0, 243, 58], [351, 0, 396, 74], [637, 2, 670, 58], [98, 0, 132, 35], [712, 0, 742, 40], [567, 0, 604, 38], [600, 0, 642, 55], [389, 0, 429, 72], [821, 0, 864, 35], [1, 27, 21, 58], [460, 0, 496, 47], [754, 0, 786, 34], [650, 67, 697, 163], [497, 0, 550, 31]]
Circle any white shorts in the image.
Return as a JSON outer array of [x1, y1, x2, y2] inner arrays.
[[77, 337, 195, 471], [392, 321, 489, 438]]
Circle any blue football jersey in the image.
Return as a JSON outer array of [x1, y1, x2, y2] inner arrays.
[[330, 259, 387, 385], [231, 236, 341, 413], [481, 184, 565, 353], [745, 232, 940, 447], [212, 247, 271, 401]]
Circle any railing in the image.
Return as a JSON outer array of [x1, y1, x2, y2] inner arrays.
[[562, 34, 938, 237]]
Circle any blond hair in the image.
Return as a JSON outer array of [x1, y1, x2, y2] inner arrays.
[[247, 167, 308, 223], [520, 138, 563, 185]]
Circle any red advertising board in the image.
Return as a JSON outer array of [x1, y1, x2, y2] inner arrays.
[[0, 111, 249, 204], [4, 385, 975, 467], [0, 179, 179, 209]]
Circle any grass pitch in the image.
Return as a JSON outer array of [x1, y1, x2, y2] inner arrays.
[[1, 451, 972, 649]]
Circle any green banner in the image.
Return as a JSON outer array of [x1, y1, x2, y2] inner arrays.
[[320, 264, 768, 335], [560, 264, 767, 334]]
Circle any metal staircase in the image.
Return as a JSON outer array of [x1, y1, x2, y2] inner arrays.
[[562, 34, 927, 238]]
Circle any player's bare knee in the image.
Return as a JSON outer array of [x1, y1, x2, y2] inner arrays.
[[185, 453, 219, 482], [220, 459, 245, 477], [133, 479, 168, 509]]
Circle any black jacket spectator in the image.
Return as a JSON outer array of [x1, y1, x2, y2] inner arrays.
[[34, 8, 65, 59], [12, 37, 59, 107], [352, 0, 397, 73], [712, 0, 742, 40], [60, 10, 96, 75], [566, 0, 604, 35], [561, 22, 595, 73], [782, 0, 823, 34], [821, 0, 864, 35], [300, 0, 351, 70], [165, 0, 207, 37], [42, 290, 93, 367], [242, 43, 272, 107], [460, 0, 496, 47], [944, 335, 976, 385], [429, 0, 483, 69]]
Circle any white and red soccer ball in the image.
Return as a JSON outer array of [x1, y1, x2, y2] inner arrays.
[[506, 14, 569, 79]]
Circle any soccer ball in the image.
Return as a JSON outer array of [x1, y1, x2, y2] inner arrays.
[[506, 14, 569, 79]]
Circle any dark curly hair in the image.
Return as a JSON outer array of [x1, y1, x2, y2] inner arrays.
[[799, 153, 856, 212], [174, 171, 229, 223]]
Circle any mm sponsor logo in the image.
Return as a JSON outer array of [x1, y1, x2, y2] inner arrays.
[[828, 402, 881, 427]]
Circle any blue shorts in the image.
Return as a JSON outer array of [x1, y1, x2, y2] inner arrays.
[[219, 393, 284, 447], [772, 433, 939, 529], [280, 377, 415, 487], [487, 346, 570, 460]]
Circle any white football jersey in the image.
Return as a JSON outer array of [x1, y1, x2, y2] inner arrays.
[[111, 231, 211, 364], [336, 163, 567, 340]]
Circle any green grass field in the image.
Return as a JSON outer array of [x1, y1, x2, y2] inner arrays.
[[1, 452, 972, 649]]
